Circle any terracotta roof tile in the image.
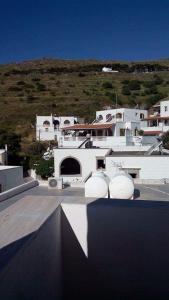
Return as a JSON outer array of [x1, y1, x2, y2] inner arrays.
[[62, 123, 114, 130]]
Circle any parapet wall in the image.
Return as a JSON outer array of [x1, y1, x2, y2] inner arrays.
[[1, 197, 169, 300]]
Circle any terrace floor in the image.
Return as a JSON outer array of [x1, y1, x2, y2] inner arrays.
[[1, 183, 169, 213]]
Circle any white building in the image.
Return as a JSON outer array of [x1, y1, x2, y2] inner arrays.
[[54, 147, 169, 185], [54, 148, 111, 184], [0, 166, 23, 193], [141, 98, 169, 135], [102, 67, 119, 73], [95, 107, 147, 136], [58, 107, 148, 149], [36, 114, 83, 141], [0, 149, 7, 165]]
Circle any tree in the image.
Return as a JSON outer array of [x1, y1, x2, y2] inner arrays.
[[162, 131, 169, 149], [35, 158, 54, 179], [27, 141, 46, 156], [0, 128, 21, 165]]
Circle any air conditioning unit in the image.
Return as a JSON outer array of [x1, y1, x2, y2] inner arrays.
[[48, 177, 57, 189]]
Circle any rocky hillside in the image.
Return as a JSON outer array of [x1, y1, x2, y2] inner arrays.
[[1, 58, 169, 139]]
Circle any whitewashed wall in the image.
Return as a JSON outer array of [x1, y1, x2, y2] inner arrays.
[[54, 148, 110, 183], [60, 136, 127, 148], [0, 151, 6, 165], [96, 108, 147, 123], [36, 115, 77, 141], [160, 100, 169, 117], [106, 156, 169, 180]]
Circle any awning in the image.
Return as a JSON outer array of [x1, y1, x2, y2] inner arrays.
[[62, 123, 114, 130], [143, 116, 169, 121], [143, 131, 162, 135]]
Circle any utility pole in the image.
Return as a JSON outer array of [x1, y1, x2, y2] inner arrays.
[[5, 144, 8, 165], [115, 91, 118, 110], [114, 90, 118, 137]]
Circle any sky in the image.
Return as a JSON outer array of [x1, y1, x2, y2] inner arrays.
[[0, 0, 169, 63]]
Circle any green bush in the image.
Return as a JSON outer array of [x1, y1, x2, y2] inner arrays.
[[153, 75, 164, 85], [122, 80, 129, 85], [105, 91, 116, 102], [142, 81, 155, 88], [36, 82, 46, 91], [35, 158, 54, 179], [144, 86, 158, 95], [8, 86, 22, 92], [162, 131, 169, 149], [122, 85, 131, 95], [128, 80, 141, 90], [102, 81, 113, 89]]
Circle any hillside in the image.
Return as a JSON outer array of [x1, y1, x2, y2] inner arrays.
[[1, 58, 169, 139]]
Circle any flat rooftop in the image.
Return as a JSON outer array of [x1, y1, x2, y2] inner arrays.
[[0, 165, 21, 171], [1, 183, 169, 214]]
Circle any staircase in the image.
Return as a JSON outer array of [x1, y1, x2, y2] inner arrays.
[[145, 141, 163, 155]]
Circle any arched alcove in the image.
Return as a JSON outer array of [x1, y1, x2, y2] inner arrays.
[[60, 157, 81, 175]]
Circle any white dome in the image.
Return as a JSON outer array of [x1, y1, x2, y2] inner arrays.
[[109, 174, 134, 199], [92, 171, 110, 185], [85, 176, 108, 198]]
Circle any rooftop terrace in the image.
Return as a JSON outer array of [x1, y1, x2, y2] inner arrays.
[[1, 184, 169, 299]]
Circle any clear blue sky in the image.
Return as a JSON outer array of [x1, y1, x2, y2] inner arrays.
[[0, 0, 169, 63]]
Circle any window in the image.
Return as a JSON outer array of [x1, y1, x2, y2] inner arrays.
[[98, 115, 103, 121], [43, 120, 50, 127], [53, 119, 60, 128], [140, 113, 144, 119], [165, 106, 168, 112], [97, 159, 105, 170], [120, 128, 125, 136], [106, 114, 111, 120], [116, 113, 122, 119], [121, 168, 140, 179]]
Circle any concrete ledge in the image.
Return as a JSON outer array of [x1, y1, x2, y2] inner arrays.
[[134, 178, 166, 185], [70, 182, 85, 188], [0, 180, 39, 202]]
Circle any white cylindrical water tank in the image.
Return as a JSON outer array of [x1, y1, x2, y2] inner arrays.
[[109, 173, 134, 199], [85, 172, 109, 198], [92, 171, 110, 185]]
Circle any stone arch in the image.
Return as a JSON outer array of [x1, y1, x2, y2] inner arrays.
[[60, 157, 81, 175]]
